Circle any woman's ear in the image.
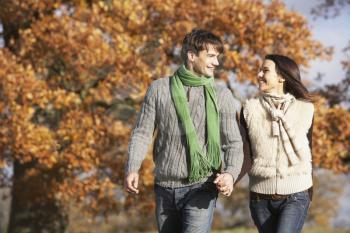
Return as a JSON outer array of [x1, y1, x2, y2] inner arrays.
[[278, 75, 285, 83]]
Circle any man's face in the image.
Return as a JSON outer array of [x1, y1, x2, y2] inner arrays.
[[190, 44, 220, 77]]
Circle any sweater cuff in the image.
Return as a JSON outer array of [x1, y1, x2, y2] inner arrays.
[[125, 160, 142, 174], [223, 165, 239, 183]]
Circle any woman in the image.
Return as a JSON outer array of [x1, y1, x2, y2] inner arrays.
[[241, 54, 314, 233]]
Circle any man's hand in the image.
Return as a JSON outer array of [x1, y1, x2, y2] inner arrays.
[[124, 172, 140, 194], [214, 173, 234, 197]]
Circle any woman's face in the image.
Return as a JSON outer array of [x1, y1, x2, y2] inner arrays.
[[257, 59, 284, 94]]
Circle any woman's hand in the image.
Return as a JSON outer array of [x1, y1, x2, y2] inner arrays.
[[214, 173, 234, 197]]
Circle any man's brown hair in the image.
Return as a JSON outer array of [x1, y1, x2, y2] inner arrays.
[[181, 29, 223, 65]]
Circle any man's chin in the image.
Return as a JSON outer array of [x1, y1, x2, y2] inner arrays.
[[205, 72, 214, 77]]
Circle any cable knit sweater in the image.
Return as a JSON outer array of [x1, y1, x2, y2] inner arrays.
[[243, 98, 314, 194], [126, 77, 244, 188]]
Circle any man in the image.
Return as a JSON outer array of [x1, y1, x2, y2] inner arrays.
[[124, 29, 243, 233]]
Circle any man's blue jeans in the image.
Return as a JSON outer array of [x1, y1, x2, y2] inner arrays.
[[249, 190, 311, 233], [154, 181, 218, 233]]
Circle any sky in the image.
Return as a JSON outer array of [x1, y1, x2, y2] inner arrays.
[[284, 0, 350, 87], [0, 23, 4, 48]]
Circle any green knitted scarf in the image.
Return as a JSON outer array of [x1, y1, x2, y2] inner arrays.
[[170, 65, 221, 182]]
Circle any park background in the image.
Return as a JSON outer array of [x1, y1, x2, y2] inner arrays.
[[0, 0, 349, 232]]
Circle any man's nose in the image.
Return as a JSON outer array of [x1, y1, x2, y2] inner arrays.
[[258, 71, 264, 78], [213, 57, 219, 66]]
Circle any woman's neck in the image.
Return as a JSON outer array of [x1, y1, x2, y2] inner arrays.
[[262, 89, 287, 108], [264, 88, 285, 96]]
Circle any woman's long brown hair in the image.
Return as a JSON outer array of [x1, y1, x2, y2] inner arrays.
[[265, 54, 316, 102]]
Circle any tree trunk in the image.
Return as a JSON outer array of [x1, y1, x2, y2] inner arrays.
[[8, 160, 68, 233]]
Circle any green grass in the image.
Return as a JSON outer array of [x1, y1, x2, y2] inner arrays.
[[212, 228, 256, 233], [145, 228, 350, 233], [211, 228, 350, 233]]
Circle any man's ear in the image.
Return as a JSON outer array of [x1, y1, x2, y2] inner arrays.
[[187, 51, 196, 62]]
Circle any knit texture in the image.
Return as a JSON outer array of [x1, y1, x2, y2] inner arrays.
[[126, 76, 244, 188], [260, 93, 307, 166], [171, 65, 221, 182], [243, 97, 314, 194]]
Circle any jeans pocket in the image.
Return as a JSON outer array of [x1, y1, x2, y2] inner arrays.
[[202, 182, 218, 196], [250, 198, 259, 204], [291, 191, 310, 210], [154, 184, 160, 193], [200, 182, 218, 208], [249, 198, 261, 212], [154, 184, 170, 196]]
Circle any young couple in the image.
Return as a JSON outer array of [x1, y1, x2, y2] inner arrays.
[[125, 29, 314, 233]]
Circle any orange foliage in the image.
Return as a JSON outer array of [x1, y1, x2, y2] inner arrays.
[[313, 98, 350, 172], [0, 0, 346, 222]]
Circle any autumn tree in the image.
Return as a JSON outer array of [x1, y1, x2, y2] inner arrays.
[[311, 0, 350, 19], [311, 0, 350, 169], [312, 0, 350, 109], [0, 0, 346, 232]]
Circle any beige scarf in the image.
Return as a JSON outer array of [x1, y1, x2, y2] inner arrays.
[[260, 92, 302, 165]]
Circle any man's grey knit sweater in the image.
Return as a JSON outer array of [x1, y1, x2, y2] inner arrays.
[[126, 76, 244, 188]]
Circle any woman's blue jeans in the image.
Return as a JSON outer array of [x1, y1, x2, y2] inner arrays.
[[249, 190, 311, 233], [154, 181, 218, 233]]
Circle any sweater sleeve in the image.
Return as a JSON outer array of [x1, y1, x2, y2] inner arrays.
[[125, 82, 157, 174], [219, 89, 244, 182], [307, 116, 314, 152], [234, 107, 253, 185], [308, 115, 314, 200]]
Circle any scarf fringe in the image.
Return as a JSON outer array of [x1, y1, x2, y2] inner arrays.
[[188, 151, 211, 182]]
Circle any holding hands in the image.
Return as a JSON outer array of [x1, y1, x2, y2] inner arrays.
[[214, 173, 234, 197]]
